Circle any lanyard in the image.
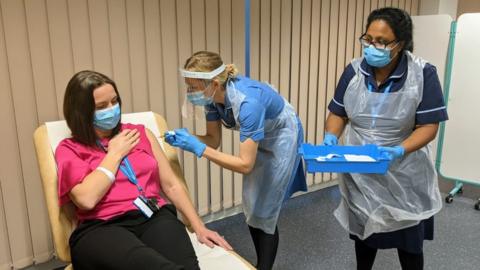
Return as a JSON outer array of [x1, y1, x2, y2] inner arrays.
[[368, 80, 393, 129], [96, 141, 145, 196]]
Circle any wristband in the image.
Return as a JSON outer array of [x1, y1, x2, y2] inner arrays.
[[96, 166, 115, 182]]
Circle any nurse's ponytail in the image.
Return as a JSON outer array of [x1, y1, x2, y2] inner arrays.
[[220, 64, 239, 82], [183, 51, 239, 84]]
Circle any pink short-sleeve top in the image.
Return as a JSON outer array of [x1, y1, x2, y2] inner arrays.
[[55, 123, 167, 222]]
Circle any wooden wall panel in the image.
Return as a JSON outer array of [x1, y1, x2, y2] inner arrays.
[[270, 0, 281, 89], [298, 0, 312, 185], [159, 0, 181, 129], [306, 0, 320, 186], [412, 0, 419, 14], [336, 0, 348, 82], [89, 0, 113, 76], [353, 0, 364, 58], [205, 0, 222, 213], [362, 0, 372, 45], [219, 0, 234, 209], [232, 0, 245, 207], [0, 5, 34, 266], [126, 0, 150, 111], [314, 0, 331, 184], [1, 0, 51, 267], [345, 0, 357, 65], [372, 0, 379, 10], [190, 0, 209, 216], [259, 0, 271, 82], [379, 0, 386, 8], [278, 0, 292, 99], [108, 0, 133, 113], [0, 179, 12, 270], [250, 0, 260, 80], [25, 0, 59, 123], [289, 0, 301, 109], [144, 0, 166, 117], [67, 0, 93, 72], [174, 0, 194, 205]]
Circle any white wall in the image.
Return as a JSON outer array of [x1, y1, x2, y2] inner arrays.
[[419, 0, 458, 18]]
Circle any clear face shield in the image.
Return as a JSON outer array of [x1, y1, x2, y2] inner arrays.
[[179, 64, 225, 118]]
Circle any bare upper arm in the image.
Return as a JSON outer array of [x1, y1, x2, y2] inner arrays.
[[238, 138, 258, 173], [414, 123, 439, 139], [415, 123, 439, 130]]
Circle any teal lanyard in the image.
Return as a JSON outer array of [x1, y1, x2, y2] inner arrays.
[[96, 141, 145, 196]]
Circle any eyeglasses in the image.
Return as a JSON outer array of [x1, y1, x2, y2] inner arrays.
[[359, 34, 398, 50]]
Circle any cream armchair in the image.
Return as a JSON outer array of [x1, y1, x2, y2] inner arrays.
[[33, 111, 254, 270]]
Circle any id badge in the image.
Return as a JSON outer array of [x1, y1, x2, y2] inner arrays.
[[133, 196, 154, 218]]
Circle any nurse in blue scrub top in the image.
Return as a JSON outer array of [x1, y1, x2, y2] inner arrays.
[[324, 8, 448, 270], [164, 51, 307, 270]]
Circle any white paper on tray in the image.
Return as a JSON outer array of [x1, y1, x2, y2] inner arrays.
[[316, 154, 342, 161], [343, 154, 376, 162]]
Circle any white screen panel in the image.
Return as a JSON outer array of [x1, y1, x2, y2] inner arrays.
[[412, 15, 452, 166], [440, 13, 480, 182]]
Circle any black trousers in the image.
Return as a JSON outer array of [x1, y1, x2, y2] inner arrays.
[[70, 205, 199, 270], [355, 240, 424, 270], [248, 225, 279, 270]]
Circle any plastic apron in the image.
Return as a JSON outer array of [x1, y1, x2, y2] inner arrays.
[[334, 51, 442, 240], [226, 80, 304, 234]]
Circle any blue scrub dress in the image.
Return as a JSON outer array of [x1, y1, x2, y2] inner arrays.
[[204, 76, 307, 203]]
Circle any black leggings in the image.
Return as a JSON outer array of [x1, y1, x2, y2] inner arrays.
[[355, 240, 424, 270], [71, 206, 199, 270], [248, 225, 279, 270]]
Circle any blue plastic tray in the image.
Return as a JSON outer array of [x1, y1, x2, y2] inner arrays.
[[299, 144, 392, 174]]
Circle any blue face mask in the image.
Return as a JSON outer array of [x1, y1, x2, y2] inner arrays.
[[187, 91, 213, 106], [94, 103, 121, 130], [187, 85, 216, 106], [363, 45, 396, 67]]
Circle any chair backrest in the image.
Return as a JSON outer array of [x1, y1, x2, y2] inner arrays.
[[33, 112, 185, 263]]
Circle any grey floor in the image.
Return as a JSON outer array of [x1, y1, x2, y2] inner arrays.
[[208, 185, 480, 270], [24, 184, 480, 270]]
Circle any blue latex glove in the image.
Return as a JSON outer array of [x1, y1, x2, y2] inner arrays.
[[164, 128, 206, 157], [323, 132, 338, 146], [378, 146, 405, 160]]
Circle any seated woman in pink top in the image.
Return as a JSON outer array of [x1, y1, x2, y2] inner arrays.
[[55, 70, 231, 270]]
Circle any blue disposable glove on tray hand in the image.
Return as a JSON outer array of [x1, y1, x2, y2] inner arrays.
[[164, 128, 206, 157], [323, 132, 338, 146], [378, 146, 405, 160]]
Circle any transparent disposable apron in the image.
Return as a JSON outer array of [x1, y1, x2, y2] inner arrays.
[[334, 52, 442, 239], [226, 80, 300, 234]]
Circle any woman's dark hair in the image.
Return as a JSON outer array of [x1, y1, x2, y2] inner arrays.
[[366, 7, 413, 52], [63, 70, 122, 146]]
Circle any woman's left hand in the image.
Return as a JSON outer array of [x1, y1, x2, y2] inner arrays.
[[195, 226, 233, 251]]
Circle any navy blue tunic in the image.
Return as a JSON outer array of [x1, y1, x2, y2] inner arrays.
[[349, 216, 434, 254], [328, 52, 448, 125]]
